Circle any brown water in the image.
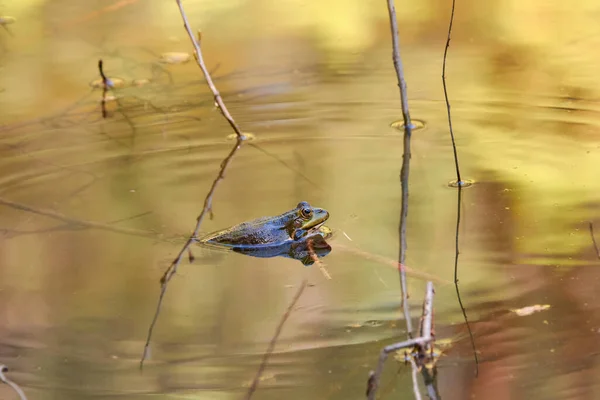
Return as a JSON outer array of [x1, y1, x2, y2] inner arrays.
[[2, 0, 600, 399]]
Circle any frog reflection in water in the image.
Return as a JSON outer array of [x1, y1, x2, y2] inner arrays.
[[199, 201, 331, 265]]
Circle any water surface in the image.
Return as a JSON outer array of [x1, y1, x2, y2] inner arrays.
[[1, 1, 600, 399]]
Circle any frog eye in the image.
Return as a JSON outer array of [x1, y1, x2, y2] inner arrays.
[[301, 207, 313, 218]]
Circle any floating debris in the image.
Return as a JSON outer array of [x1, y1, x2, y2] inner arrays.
[[89, 77, 126, 89], [226, 132, 256, 141], [448, 179, 475, 188], [0, 16, 16, 25], [390, 119, 426, 131], [132, 78, 151, 87], [511, 304, 551, 317], [159, 52, 191, 64], [346, 320, 386, 329]]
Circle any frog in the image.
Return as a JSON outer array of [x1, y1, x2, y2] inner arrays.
[[199, 201, 329, 248], [231, 225, 333, 265]]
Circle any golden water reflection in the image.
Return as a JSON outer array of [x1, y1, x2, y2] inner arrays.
[[1, 0, 600, 399]]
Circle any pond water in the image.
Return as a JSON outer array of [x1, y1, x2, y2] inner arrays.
[[1, 0, 600, 399]]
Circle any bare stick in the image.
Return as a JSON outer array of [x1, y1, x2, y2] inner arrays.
[[442, 0, 463, 184], [366, 284, 435, 400], [175, 0, 245, 138], [386, 0, 414, 336], [0, 365, 27, 400], [385, 0, 413, 129], [140, 137, 244, 368], [380, 0, 422, 398], [421, 281, 434, 342], [243, 279, 307, 400], [398, 134, 413, 336], [590, 222, 600, 259]]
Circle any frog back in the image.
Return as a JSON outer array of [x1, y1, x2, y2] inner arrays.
[[200, 215, 292, 247]]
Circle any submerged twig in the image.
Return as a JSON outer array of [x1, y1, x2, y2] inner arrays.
[[175, 0, 245, 138], [398, 129, 413, 334], [243, 279, 307, 400], [453, 186, 479, 376], [590, 222, 600, 259], [366, 283, 435, 400], [0, 196, 160, 239], [442, 0, 462, 184], [0, 365, 28, 400], [141, 1, 251, 367]]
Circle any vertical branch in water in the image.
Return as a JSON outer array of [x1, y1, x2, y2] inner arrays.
[[386, 0, 414, 338], [441, 0, 462, 184], [366, 4, 419, 398], [399, 124, 413, 336], [442, 0, 479, 377]]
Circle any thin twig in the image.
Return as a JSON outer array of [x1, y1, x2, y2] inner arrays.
[[98, 59, 108, 118], [0, 365, 28, 400], [589, 222, 600, 259], [453, 187, 479, 376], [442, 0, 478, 377], [175, 0, 245, 138], [140, 137, 244, 368], [386, 0, 414, 337], [243, 279, 307, 400], [442, 0, 462, 184]]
